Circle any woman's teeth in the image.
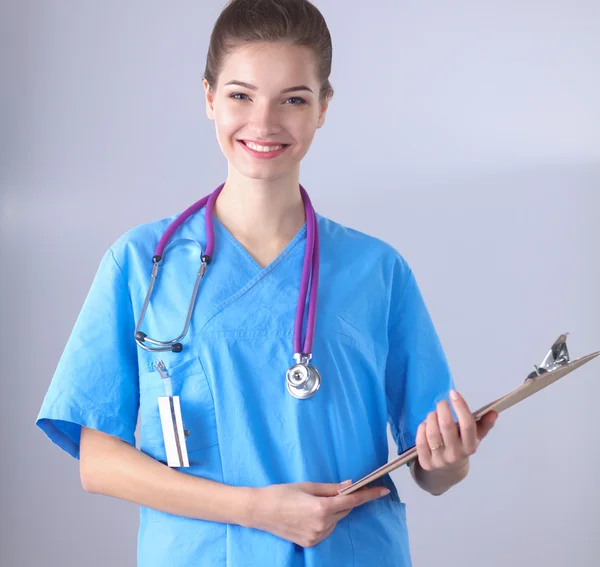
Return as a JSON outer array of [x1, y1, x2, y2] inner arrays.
[[244, 141, 286, 152]]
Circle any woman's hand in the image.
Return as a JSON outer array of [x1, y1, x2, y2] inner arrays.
[[415, 389, 498, 473], [248, 481, 389, 548]]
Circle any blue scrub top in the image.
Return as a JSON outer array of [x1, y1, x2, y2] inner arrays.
[[36, 205, 455, 567]]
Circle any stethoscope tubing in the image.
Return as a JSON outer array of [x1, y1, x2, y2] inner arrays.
[[134, 183, 320, 360]]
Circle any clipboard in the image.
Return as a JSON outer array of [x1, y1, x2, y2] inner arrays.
[[338, 334, 599, 496]]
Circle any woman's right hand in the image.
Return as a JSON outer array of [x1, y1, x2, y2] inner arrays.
[[248, 480, 390, 548]]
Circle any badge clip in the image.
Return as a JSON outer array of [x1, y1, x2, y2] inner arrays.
[[155, 360, 190, 467]]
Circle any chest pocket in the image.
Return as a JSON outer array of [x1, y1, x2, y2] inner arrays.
[[138, 355, 219, 464]]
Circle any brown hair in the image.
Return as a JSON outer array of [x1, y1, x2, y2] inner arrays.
[[203, 0, 334, 103]]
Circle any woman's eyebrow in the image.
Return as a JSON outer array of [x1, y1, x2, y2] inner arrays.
[[224, 80, 313, 94]]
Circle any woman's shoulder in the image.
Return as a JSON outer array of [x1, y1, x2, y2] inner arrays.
[[316, 212, 411, 275], [108, 207, 206, 269]]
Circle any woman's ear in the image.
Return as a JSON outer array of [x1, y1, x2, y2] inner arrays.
[[316, 95, 331, 129], [203, 79, 216, 121]]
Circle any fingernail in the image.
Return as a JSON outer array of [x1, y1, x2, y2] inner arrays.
[[380, 488, 390, 496], [450, 389, 459, 400], [341, 479, 352, 485]]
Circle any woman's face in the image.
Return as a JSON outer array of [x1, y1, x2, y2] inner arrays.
[[203, 41, 329, 181]]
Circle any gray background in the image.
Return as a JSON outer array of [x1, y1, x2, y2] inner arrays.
[[2, 1, 599, 565]]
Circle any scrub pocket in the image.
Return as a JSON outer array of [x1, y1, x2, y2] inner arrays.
[[138, 355, 219, 464]]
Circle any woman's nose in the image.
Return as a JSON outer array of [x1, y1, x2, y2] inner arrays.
[[249, 101, 282, 132]]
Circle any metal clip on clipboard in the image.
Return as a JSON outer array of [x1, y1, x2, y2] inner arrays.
[[338, 334, 600, 496]]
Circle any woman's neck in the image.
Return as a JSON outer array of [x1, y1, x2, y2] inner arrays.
[[213, 173, 307, 245]]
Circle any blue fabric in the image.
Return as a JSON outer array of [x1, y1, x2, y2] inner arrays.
[[36, 207, 455, 566]]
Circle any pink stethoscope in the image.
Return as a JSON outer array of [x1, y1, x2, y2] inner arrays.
[[134, 182, 322, 399]]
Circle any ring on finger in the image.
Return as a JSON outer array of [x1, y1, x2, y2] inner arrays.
[[430, 441, 445, 451]]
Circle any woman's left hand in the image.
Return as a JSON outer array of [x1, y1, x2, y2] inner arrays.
[[415, 389, 498, 472]]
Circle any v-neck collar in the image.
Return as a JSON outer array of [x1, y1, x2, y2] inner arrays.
[[212, 214, 308, 275]]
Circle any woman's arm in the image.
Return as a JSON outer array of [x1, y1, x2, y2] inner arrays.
[[79, 427, 387, 548], [79, 426, 255, 526]]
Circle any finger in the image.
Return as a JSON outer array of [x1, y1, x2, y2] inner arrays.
[[321, 524, 336, 540], [310, 522, 337, 548], [425, 411, 446, 465], [302, 481, 353, 497], [328, 486, 388, 514], [415, 421, 433, 470], [437, 400, 461, 458], [331, 507, 352, 521], [449, 390, 478, 454], [476, 411, 498, 440]]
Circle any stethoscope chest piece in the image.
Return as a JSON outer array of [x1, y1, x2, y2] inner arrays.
[[286, 354, 321, 399]]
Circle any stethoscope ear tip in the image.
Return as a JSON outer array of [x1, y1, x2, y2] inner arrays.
[[135, 331, 147, 341], [172, 343, 183, 353]]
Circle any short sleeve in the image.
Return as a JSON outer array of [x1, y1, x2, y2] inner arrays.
[[35, 247, 139, 459], [385, 262, 455, 455]]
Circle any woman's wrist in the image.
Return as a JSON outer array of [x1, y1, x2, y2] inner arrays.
[[236, 487, 262, 529], [411, 456, 470, 495]]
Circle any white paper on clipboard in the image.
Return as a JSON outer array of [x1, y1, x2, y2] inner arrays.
[[337, 346, 599, 496]]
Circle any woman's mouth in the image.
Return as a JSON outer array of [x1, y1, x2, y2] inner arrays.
[[238, 140, 290, 159]]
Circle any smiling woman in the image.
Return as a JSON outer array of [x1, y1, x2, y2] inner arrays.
[[34, 1, 495, 566], [204, 39, 330, 179]]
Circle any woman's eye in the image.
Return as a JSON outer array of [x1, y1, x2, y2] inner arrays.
[[228, 93, 306, 105], [285, 97, 307, 105]]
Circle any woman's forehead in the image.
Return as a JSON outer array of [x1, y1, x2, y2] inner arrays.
[[219, 42, 319, 88]]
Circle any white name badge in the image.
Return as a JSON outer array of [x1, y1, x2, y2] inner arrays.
[[157, 395, 190, 468]]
